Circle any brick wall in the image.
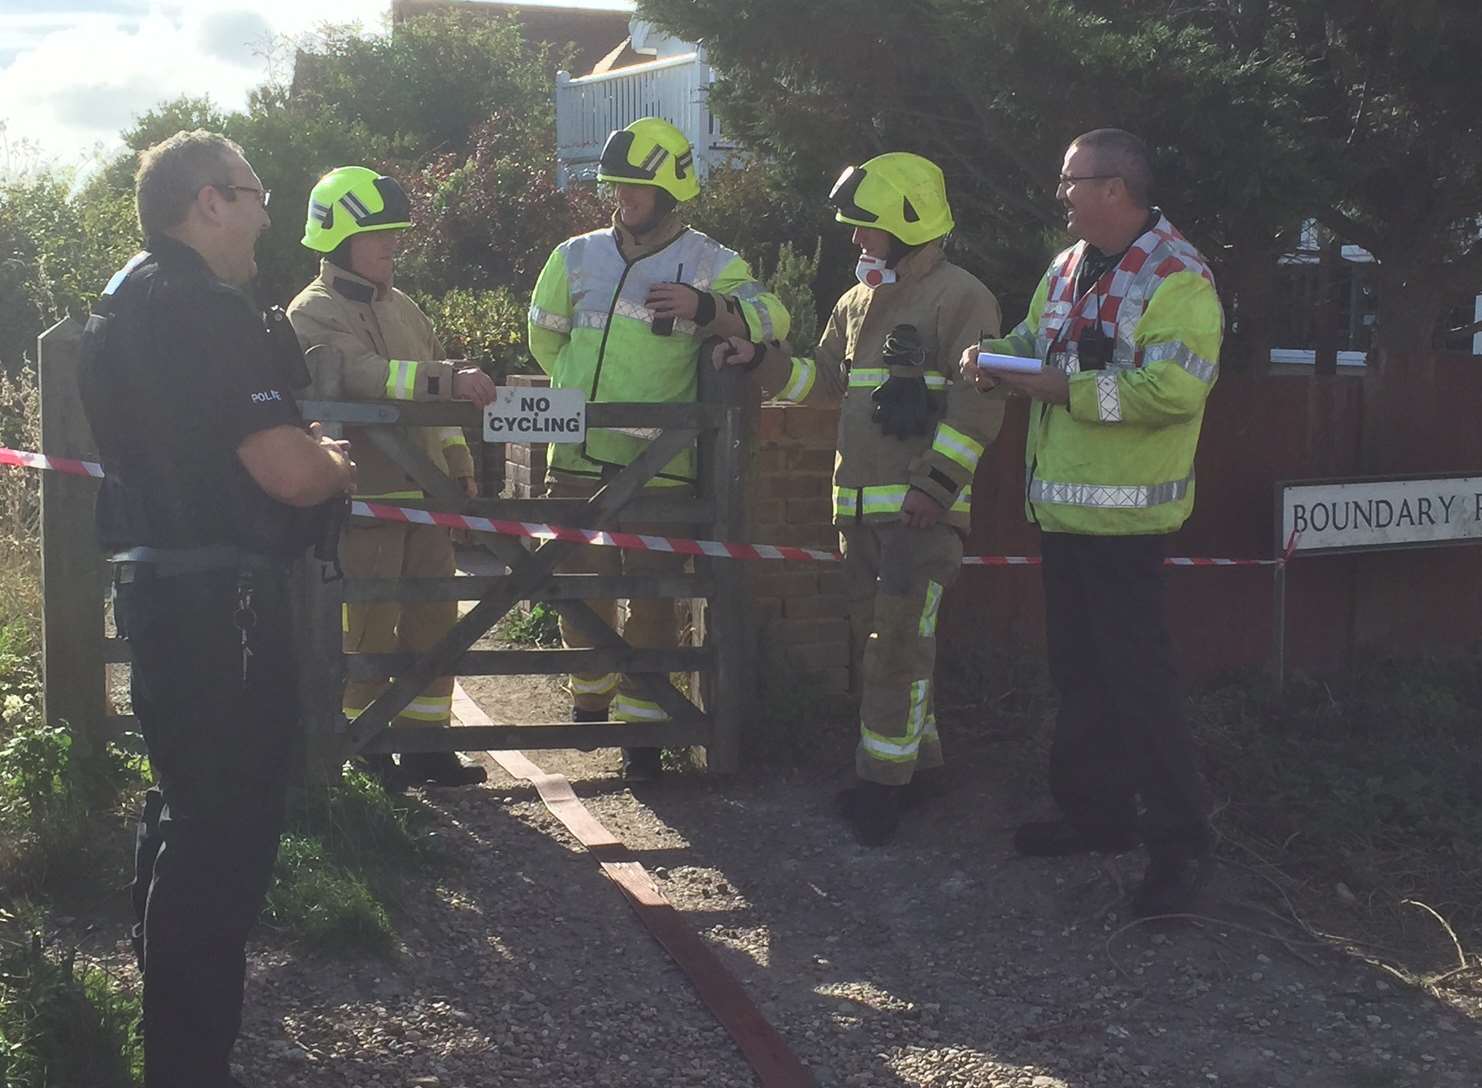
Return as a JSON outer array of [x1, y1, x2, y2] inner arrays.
[[746, 403, 850, 700]]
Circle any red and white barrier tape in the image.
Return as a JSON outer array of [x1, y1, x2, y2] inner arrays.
[[359, 499, 842, 563], [0, 446, 105, 479], [2, 446, 1289, 568]]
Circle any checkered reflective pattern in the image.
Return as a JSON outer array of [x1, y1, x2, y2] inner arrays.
[[1029, 475, 1191, 509]]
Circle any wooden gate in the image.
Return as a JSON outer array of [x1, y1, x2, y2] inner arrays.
[[37, 316, 756, 775]]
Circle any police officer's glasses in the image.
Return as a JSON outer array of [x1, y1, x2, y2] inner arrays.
[[213, 183, 271, 208], [1057, 174, 1118, 188]]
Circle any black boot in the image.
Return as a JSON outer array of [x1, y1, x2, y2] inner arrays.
[[899, 767, 948, 811], [1131, 854, 1212, 918], [571, 706, 611, 752], [401, 751, 487, 787], [358, 754, 405, 794], [621, 747, 663, 782], [1013, 818, 1137, 857], [836, 780, 903, 846]]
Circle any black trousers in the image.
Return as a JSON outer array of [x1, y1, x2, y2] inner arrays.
[[116, 565, 296, 1088], [1040, 532, 1212, 862]]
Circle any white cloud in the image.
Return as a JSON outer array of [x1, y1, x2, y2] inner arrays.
[[0, 0, 638, 180], [0, 2, 388, 176]]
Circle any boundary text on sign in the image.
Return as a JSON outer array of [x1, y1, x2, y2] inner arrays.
[[1278, 474, 1482, 555]]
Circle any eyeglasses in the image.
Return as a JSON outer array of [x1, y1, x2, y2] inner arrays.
[[212, 183, 271, 208], [1057, 174, 1118, 188]]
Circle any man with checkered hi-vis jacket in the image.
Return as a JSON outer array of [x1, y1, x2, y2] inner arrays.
[[968, 128, 1222, 918]]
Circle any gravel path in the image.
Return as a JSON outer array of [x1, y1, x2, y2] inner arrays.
[[78, 635, 1482, 1088], [147, 658, 1477, 1088]]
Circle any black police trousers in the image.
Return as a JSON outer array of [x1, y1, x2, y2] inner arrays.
[[1040, 531, 1212, 862], [116, 565, 296, 1088]]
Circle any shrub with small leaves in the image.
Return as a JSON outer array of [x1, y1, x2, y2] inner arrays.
[[0, 932, 141, 1088], [418, 287, 531, 378]]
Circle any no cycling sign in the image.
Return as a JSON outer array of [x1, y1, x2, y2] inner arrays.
[[483, 387, 586, 443]]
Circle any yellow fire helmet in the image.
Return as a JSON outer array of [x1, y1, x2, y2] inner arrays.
[[596, 117, 700, 203], [828, 152, 954, 247], [301, 166, 412, 253]]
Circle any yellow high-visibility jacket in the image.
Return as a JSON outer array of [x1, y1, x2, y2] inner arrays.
[[529, 214, 789, 485], [984, 211, 1223, 535]]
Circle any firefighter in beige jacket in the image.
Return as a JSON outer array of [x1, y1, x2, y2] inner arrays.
[[287, 166, 496, 788], [715, 153, 1005, 845]]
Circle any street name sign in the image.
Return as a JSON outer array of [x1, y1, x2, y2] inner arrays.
[[1277, 474, 1482, 555]]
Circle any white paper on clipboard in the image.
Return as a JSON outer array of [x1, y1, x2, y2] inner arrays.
[[975, 350, 1044, 374]]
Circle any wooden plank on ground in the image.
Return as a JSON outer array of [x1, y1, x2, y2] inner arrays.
[[451, 686, 816, 1088]]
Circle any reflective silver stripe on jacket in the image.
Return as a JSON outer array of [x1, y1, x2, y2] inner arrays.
[[563, 227, 738, 337], [1029, 473, 1192, 509], [1141, 340, 1217, 383], [729, 279, 776, 339], [1094, 372, 1121, 422], [847, 368, 947, 389], [570, 302, 698, 339], [528, 303, 571, 334]]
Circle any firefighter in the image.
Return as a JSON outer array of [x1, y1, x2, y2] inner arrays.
[[714, 152, 1005, 844], [968, 128, 1221, 916], [528, 117, 791, 781], [288, 165, 496, 788]]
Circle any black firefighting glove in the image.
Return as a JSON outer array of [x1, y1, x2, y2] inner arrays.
[[870, 324, 934, 440]]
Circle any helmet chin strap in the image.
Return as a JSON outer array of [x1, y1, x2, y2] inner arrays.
[[624, 209, 666, 236]]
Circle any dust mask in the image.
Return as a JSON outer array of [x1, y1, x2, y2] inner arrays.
[[855, 254, 896, 289]]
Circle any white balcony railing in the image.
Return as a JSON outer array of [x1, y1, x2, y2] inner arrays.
[[555, 50, 739, 187]]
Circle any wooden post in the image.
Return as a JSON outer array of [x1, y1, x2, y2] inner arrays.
[[291, 564, 346, 784], [1270, 558, 1287, 695], [291, 345, 347, 783], [698, 363, 755, 773], [37, 317, 107, 754]]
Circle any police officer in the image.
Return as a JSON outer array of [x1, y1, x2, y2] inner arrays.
[[79, 129, 355, 1088]]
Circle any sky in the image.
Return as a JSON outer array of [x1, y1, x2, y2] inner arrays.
[[0, 0, 634, 180]]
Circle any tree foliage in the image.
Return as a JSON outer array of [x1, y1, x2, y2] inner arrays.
[[639, 0, 1482, 361], [291, 13, 560, 163], [398, 112, 607, 297], [0, 176, 137, 373], [0, 10, 649, 387]]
